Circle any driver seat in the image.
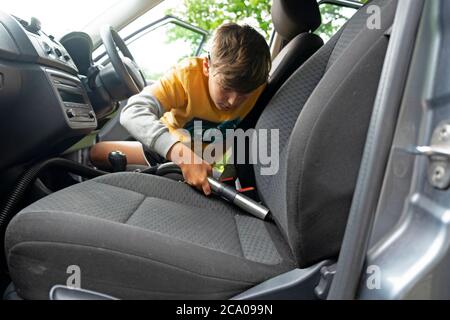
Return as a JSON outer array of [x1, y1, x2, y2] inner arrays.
[[5, 0, 397, 300]]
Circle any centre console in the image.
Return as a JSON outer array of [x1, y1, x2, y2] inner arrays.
[[46, 68, 96, 128]]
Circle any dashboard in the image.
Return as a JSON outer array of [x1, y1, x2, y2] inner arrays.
[[0, 11, 98, 171]]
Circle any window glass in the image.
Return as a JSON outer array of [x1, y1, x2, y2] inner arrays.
[[315, 3, 358, 42], [96, 0, 275, 82], [126, 22, 205, 81]]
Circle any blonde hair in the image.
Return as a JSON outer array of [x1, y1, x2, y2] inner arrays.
[[210, 23, 271, 93]]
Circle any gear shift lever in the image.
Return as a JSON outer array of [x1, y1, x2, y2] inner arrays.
[[108, 151, 127, 172]]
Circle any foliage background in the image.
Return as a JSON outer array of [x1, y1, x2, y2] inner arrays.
[[166, 0, 365, 53]]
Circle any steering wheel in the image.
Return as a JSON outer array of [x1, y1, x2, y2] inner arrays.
[[100, 25, 147, 97]]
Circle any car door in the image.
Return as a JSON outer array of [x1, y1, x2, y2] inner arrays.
[[328, 0, 450, 300]]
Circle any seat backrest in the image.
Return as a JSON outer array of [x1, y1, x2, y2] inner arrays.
[[267, 0, 324, 101], [238, 0, 323, 131], [254, 0, 398, 267]]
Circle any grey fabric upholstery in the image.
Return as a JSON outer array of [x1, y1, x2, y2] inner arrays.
[[238, 0, 324, 132], [6, 173, 295, 300], [272, 0, 321, 41], [5, 0, 398, 300], [255, 0, 397, 265], [262, 33, 324, 109]]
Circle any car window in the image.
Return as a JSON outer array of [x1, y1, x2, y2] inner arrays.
[[315, 1, 367, 42], [314, 0, 368, 42], [125, 20, 207, 81], [95, 0, 274, 82]]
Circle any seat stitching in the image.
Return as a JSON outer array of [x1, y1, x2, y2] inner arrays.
[[234, 215, 284, 266], [93, 179, 239, 214], [123, 195, 147, 224], [124, 198, 244, 258], [85, 180, 145, 198], [233, 215, 246, 258]]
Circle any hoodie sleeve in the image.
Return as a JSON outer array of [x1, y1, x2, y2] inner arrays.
[[120, 88, 181, 159]]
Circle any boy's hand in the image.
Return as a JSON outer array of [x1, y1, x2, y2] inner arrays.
[[168, 142, 212, 196]]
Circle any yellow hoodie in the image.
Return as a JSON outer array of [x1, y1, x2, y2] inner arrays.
[[121, 57, 265, 160], [151, 57, 265, 142]]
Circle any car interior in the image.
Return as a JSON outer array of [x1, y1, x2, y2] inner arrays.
[[0, 0, 401, 300]]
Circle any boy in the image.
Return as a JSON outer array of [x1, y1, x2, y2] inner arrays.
[[120, 23, 271, 195]]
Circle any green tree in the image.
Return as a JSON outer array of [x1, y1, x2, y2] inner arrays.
[[316, 1, 368, 41], [168, 0, 272, 39], [316, 4, 352, 41], [166, 0, 366, 55], [165, 0, 272, 58]]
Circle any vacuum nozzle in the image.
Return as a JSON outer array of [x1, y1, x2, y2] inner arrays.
[[207, 178, 270, 220]]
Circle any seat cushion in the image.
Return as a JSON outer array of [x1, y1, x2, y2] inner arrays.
[[5, 173, 295, 300]]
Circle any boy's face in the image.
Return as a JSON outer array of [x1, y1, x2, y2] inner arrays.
[[203, 58, 252, 112]]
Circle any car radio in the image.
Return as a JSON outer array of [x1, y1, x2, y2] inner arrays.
[[46, 68, 97, 127]]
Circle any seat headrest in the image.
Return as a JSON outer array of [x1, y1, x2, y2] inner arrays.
[[272, 0, 322, 41]]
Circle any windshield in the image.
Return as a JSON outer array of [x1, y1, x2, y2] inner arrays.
[[0, 0, 126, 38]]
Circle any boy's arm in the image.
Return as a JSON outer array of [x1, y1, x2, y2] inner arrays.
[[120, 88, 180, 159], [120, 87, 212, 195], [120, 62, 212, 195]]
